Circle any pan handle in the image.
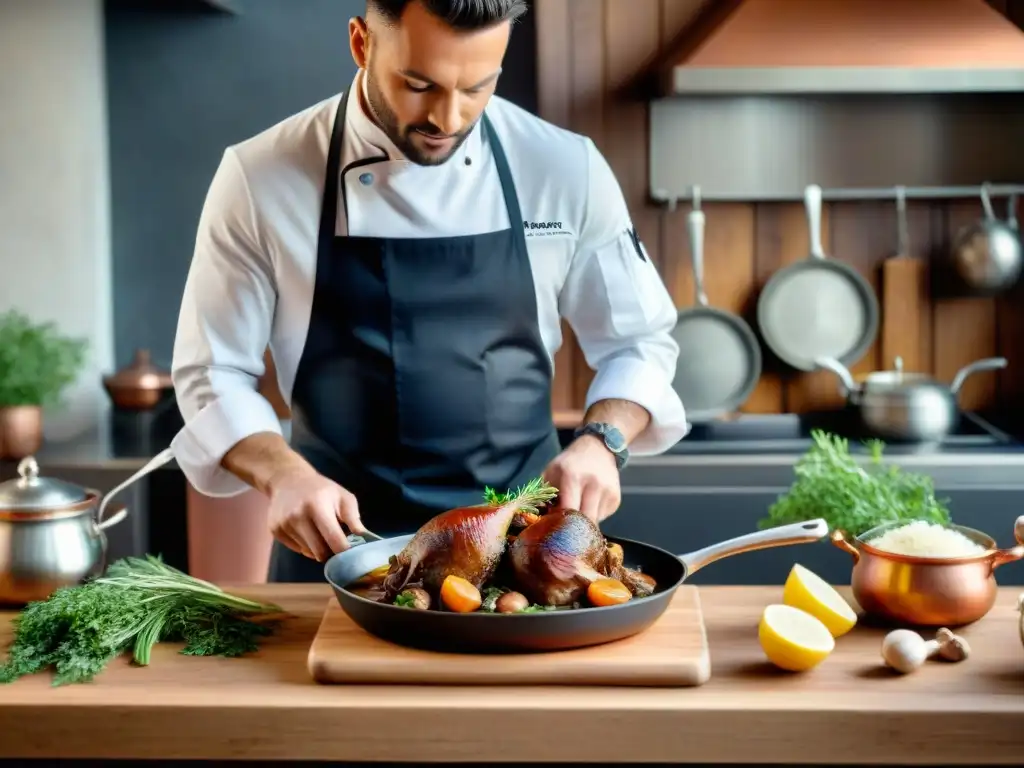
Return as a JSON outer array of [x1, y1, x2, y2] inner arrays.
[[678, 519, 829, 576], [805, 185, 825, 259], [980, 182, 996, 221], [687, 207, 708, 307]]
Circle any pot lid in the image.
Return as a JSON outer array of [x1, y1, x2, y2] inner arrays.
[[103, 348, 172, 391], [0, 457, 90, 511]]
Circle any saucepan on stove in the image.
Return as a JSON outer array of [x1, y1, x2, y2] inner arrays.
[[814, 354, 1007, 443], [324, 517, 828, 653]]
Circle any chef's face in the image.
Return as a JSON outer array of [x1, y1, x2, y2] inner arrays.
[[349, 2, 510, 166]]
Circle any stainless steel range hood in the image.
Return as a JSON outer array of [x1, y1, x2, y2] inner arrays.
[[665, 0, 1024, 95]]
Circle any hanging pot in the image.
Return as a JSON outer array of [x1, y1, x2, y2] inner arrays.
[[814, 355, 1007, 442]]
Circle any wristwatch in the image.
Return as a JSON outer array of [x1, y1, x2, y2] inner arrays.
[[574, 422, 629, 470]]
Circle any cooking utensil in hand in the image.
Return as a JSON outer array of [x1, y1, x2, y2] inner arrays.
[[814, 354, 1007, 443], [670, 187, 762, 422], [832, 520, 1024, 627], [0, 447, 176, 604], [950, 183, 1023, 293], [324, 519, 828, 653], [881, 187, 930, 374], [757, 184, 880, 371]]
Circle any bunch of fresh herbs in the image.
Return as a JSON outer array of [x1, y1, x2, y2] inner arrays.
[[757, 430, 951, 536], [0, 555, 283, 686]]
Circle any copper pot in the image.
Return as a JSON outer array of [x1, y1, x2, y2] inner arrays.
[[102, 349, 173, 410], [831, 520, 1024, 627], [0, 405, 42, 459]]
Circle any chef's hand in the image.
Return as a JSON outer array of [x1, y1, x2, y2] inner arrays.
[[542, 435, 621, 524], [266, 465, 367, 561]]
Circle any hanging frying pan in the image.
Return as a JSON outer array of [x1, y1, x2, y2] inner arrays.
[[324, 519, 828, 653], [670, 190, 762, 421], [757, 184, 880, 371]]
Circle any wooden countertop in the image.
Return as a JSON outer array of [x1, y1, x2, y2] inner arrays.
[[1, 585, 1021, 763]]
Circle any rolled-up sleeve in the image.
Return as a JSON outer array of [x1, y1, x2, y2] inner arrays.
[[558, 139, 689, 455], [171, 148, 284, 497]]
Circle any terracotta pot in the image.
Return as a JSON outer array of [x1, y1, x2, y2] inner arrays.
[[0, 406, 43, 460]]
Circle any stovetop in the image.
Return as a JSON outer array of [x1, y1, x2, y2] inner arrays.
[[665, 408, 1023, 455]]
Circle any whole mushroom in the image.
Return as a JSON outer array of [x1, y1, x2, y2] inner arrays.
[[881, 627, 970, 674]]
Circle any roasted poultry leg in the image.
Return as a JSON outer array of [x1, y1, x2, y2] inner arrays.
[[382, 478, 558, 599], [508, 509, 655, 606]]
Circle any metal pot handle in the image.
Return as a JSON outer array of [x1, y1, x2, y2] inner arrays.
[[96, 447, 176, 531], [678, 519, 828, 575], [949, 357, 1008, 396], [830, 529, 861, 564], [991, 545, 1024, 572], [814, 356, 857, 397]]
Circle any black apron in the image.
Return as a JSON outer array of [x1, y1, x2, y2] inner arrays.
[[267, 89, 560, 582]]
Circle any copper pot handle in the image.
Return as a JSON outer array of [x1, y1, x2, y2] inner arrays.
[[830, 529, 861, 563], [991, 544, 1024, 572]]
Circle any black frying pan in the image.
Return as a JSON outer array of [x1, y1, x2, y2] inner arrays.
[[323, 518, 828, 653]]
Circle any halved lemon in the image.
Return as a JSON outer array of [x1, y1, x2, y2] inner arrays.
[[758, 604, 835, 672], [782, 563, 858, 638]]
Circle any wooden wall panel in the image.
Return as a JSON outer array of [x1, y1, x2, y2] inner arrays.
[[536, 0, 1024, 417]]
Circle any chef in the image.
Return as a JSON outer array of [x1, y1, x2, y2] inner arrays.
[[170, 0, 689, 583]]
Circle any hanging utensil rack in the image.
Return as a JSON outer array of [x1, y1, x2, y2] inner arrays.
[[652, 183, 1024, 205]]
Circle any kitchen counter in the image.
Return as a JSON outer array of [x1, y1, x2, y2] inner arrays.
[[1, 585, 1020, 764]]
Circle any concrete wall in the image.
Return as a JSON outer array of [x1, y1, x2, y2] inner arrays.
[[0, 0, 113, 440]]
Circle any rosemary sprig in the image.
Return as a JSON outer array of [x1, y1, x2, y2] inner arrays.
[[483, 476, 559, 515]]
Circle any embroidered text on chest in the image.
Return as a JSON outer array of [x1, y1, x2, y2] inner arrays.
[[523, 220, 574, 238]]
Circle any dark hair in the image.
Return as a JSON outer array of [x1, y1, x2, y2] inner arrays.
[[367, 0, 528, 30]]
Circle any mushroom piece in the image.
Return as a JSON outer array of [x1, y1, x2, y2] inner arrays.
[[881, 627, 971, 674]]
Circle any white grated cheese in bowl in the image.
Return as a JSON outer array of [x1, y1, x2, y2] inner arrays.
[[865, 520, 987, 558]]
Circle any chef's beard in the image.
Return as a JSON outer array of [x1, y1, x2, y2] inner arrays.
[[365, 68, 475, 167]]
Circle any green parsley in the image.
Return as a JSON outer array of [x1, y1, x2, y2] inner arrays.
[[0, 555, 283, 686], [757, 430, 951, 536]]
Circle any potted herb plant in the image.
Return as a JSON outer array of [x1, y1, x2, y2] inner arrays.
[[0, 310, 87, 459]]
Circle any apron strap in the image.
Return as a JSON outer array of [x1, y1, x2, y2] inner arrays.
[[482, 113, 528, 257], [316, 88, 351, 266]]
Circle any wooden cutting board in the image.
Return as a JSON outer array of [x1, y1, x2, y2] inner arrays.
[[307, 586, 711, 687]]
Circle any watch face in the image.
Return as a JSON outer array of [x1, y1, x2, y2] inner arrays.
[[604, 426, 626, 452]]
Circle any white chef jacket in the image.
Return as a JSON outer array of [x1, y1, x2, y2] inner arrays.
[[172, 70, 689, 498]]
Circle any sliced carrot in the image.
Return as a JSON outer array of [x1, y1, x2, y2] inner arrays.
[[440, 575, 482, 613], [587, 578, 632, 607]]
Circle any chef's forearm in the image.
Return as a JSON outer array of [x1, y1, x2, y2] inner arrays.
[[582, 399, 651, 444], [221, 432, 313, 497]]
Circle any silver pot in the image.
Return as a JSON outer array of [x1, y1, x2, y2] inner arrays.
[[814, 355, 1008, 443], [951, 185, 1023, 293], [0, 448, 174, 605]]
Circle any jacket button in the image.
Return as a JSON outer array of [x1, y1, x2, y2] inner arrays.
[[359, 172, 374, 186]]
